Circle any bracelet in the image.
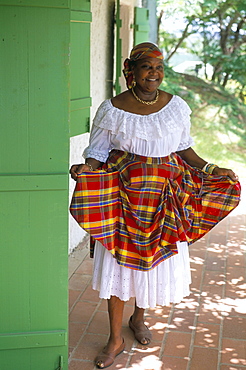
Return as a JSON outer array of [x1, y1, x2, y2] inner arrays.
[[202, 163, 218, 174], [85, 162, 94, 171]]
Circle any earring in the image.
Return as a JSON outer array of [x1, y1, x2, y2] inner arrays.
[[132, 79, 136, 87]]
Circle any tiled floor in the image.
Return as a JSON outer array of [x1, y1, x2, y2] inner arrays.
[[68, 186, 246, 370]]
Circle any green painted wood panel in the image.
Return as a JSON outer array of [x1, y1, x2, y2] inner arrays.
[[1, 6, 69, 174], [0, 330, 67, 350], [0, 3, 70, 369], [0, 188, 69, 368], [71, 0, 90, 12], [0, 348, 65, 370], [70, 17, 90, 99], [115, 0, 122, 95], [0, 174, 67, 192], [134, 7, 150, 45], [69, 6, 91, 136], [0, 0, 69, 7]]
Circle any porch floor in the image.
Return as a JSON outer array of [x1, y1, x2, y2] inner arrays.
[[68, 186, 246, 370]]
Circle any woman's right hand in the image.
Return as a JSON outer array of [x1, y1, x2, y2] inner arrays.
[[69, 163, 92, 180]]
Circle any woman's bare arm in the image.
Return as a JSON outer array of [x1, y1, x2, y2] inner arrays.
[[70, 158, 103, 180], [176, 147, 238, 181]]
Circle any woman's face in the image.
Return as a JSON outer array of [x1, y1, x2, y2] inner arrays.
[[132, 57, 164, 93]]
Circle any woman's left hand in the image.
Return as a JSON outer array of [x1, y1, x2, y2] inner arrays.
[[213, 167, 239, 182]]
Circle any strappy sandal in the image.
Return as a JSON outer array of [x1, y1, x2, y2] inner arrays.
[[95, 339, 125, 369], [129, 316, 152, 345]]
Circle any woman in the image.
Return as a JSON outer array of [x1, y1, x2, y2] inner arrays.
[[70, 42, 240, 369]]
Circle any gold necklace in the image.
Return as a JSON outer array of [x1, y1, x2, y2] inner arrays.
[[132, 88, 159, 105]]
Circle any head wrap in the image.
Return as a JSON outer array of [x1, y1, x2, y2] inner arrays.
[[123, 43, 164, 89]]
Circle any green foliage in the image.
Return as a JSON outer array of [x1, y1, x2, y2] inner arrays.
[[158, 0, 246, 95], [159, 31, 187, 55], [161, 69, 246, 172]]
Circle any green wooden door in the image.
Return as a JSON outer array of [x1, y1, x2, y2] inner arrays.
[[0, 2, 70, 369], [134, 7, 150, 45], [70, 1, 92, 136], [114, 0, 122, 95]]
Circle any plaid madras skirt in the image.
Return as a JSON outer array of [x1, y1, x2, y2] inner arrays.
[[70, 150, 241, 271]]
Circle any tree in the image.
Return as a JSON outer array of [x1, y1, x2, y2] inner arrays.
[[158, 0, 246, 95], [201, 0, 246, 87]]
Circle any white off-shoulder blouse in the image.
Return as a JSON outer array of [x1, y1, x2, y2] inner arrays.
[[83, 95, 194, 161]]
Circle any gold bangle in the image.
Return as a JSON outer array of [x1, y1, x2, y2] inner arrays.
[[202, 163, 208, 172], [85, 162, 94, 171], [207, 164, 218, 174], [202, 163, 218, 174]]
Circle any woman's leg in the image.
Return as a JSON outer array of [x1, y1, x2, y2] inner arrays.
[[106, 295, 125, 351], [95, 295, 125, 368], [129, 300, 152, 344]]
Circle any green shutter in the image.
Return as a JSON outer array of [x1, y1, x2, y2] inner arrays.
[[69, 3, 92, 136], [0, 3, 69, 369], [114, 0, 122, 95], [71, 0, 90, 11], [134, 7, 150, 45]]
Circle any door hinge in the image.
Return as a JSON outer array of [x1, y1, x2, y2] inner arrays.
[[55, 356, 63, 370]]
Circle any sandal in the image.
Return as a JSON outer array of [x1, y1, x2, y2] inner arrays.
[[95, 339, 125, 369], [129, 315, 152, 345]]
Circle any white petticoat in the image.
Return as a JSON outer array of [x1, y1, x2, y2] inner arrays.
[[92, 241, 191, 309]]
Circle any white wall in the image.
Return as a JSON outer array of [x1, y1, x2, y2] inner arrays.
[[90, 0, 115, 117], [69, 133, 89, 253], [69, 0, 139, 253]]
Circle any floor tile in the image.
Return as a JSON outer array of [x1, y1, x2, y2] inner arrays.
[[189, 346, 218, 370], [123, 303, 136, 324], [193, 322, 220, 348], [72, 333, 107, 361], [87, 311, 109, 335], [69, 359, 95, 370], [68, 347, 74, 358], [164, 331, 191, 357], [75, 258, 93, 275], [205, 250, 226, 271], [169, 309, 196, 332], [221, 338, 246, 367], [225, 267, 246, 299], [147, 305, 172, 318], [69, 300, 98, 324], [218, 297, 246, 317], [223, 316, 246, 340], [69, 273, 91, 291], [227, 253, 246, 268], [174, 293, 200, 311], [80, 285, 101, 302], [190, 265, 203, 290], [161, 356, 189, 370], [97, 298, 108, 312], [69, 289, 82, 311], [203, 270, 226, 287], [69, 322, 87, 348], [129, 345, 162, 369], [145, 315, 169, 342], [197, 298, 223, 324], [220, 365, 246, 370]]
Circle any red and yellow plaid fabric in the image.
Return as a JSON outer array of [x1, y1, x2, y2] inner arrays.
[[70, 150, 241, 271]]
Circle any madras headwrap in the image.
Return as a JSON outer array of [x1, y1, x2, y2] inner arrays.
[[123, 43, 164, 89], [70, 150, 241, 271]]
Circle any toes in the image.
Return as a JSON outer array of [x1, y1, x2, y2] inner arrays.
[[141, 338, 150, 345], [96, 361, 104, 368]]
